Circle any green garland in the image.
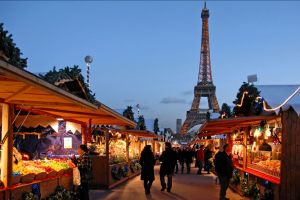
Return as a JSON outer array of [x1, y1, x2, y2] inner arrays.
[[41, 65, 96, 103], [241, 178, 251, 197], [249, 181, 260, 200], [230, 169, 241, 185]]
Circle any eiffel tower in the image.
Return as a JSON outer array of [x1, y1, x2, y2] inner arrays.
[[181, 3, 220, 134]]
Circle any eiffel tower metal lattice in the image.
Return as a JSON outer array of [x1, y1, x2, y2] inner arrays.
[[181, 3, 220, 134]]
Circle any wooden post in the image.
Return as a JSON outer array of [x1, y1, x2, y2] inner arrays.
[[152, 140, 155, 154], [126, 135, 129, 161], [87, 119, 92, 143], [243, 131, 247, 169], [1, 103, 13, 187], [281, 109, 300, 200], [81, 124, 87, 144], [105, 131, 110, 185]]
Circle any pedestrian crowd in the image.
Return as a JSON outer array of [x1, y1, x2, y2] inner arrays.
[[139, 142, 233, 200]]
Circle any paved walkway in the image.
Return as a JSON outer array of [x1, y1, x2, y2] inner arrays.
[[90, 165, 245, 200]]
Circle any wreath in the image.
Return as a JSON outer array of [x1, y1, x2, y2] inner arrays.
[[130, 162, 137, 173], [249, 181, 260, 200], [241, 178, 251, 197], [230, 169, 241, 185], [135, 163, 142, 170], [123, 165, 129, 177], [111, 166, 123, 180]]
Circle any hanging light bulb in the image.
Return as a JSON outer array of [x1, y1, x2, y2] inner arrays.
[[265, 124, 271, 137], [254, 128, 261, 137]]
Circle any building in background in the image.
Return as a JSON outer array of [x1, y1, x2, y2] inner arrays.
[[176, 119, 182, 134]]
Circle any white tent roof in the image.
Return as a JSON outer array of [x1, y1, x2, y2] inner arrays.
[[187, 124, 202, 135], [256, 85, 300, 115]]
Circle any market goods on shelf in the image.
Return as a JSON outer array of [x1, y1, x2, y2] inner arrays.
[[248, 160, 281, 177], [109, 139, 127, 164], [12, 159, 73, 179]]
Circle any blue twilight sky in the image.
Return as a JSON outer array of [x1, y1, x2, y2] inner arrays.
[[1, 1, 300, 131]]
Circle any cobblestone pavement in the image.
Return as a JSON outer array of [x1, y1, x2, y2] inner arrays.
[[90, 165, 245, 200]]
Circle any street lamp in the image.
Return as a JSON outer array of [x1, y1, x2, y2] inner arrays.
[[84, 55, 93, 88]]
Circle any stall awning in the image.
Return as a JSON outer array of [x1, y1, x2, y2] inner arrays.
[[198, 115, 278, 137], [0, 60, 136, 127]]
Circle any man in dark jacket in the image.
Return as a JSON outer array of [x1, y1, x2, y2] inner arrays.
[[185, 147, 193, 174], [214, 144, 234, 200], [178, 148, 185, 174], [159, 142, 177, 192]]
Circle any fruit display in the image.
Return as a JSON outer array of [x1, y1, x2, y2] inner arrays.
[[12, 159, 73, 180]]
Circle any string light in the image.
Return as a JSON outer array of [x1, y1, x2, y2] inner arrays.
[[236, 91, 248, 107], [236, 85, 300, 112], [256, 86, 300, 112], [221, 113, 226, 118]]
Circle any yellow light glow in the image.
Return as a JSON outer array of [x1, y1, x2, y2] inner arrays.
[[254, 128, 261, 137], [236, 91, 249, 107], [265, 125, 271, 137]]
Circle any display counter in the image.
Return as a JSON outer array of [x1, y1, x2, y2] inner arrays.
[[90, 156, 141, 189], [0, 171, 73, 200]]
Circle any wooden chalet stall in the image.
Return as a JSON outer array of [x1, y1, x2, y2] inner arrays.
[[198, 109, 300, 200], [0, 60, 136, 199], [89, 129, 160, 189]]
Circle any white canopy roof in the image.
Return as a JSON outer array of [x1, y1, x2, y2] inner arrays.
[[256, 85, 300, 115]]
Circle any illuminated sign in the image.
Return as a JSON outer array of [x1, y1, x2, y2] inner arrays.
[[64, 137, 72, 149]]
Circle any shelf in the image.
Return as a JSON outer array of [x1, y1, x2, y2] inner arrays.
[[234, 165, 280, 185]]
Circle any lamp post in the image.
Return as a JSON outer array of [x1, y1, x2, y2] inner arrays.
[[84, 55, 93, 88]]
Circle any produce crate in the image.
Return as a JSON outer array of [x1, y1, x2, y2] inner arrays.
[[35, 172, 47, 180], [40, 178, 58, 199], [64, 168, 73, 174], [11, 175, 21, 185], [10, 184, 32, 200], [58, 175, 73, 190], [21, 173, 35, 183], [57, 169, 65, 176], [47, 171, 57, 178]]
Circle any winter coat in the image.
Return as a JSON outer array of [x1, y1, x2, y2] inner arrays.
[[214, 151, 233, 178], [185, 150, 193, 163], [139, 150, 155, 181], [159, 148, 177, 176], [178, 149, 185, 163], [204, 149, 213, 162], [196, 148, 205, 162]]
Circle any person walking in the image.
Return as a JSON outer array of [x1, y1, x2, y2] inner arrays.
[[178, 148, 185, 174], [185, 147, 193, 174], [173, 147, 179, 174], [204, 145, 213, 174], [159, 142, 177, 192], [214, 144, 234, 200], [196, 145, 205, 175], [71, 144, 93, 200], [139, 145, 156, 195]]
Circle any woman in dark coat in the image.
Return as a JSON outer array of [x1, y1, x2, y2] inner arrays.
[[139, 145, 156, 195]]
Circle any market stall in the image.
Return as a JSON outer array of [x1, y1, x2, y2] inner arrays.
[[88, 128, 160, 189], [198, 115, 283, 199], [0, 60, 136, 199]]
